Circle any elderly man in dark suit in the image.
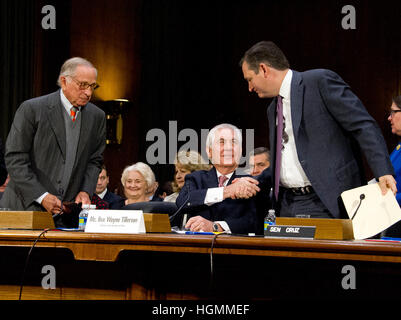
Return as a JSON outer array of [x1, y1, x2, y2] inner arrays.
[[240, 41, 396, 219], [176, 123, 260, 234], [0, 57, 106, 221]]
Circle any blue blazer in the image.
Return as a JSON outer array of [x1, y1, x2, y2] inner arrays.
[[390, 144, 401, 206], [176, 167, 257, 234], [259, 69, 394, 218]]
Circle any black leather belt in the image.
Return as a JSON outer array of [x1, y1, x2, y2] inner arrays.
[[284, 186, 314, 195]]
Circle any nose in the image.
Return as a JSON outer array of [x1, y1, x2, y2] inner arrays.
[[248, 82, 254, 92]]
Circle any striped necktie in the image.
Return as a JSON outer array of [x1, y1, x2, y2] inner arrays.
[[70, 106, 78, 122]]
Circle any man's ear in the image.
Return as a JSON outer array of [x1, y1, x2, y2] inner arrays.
[[206, 147, 212, 161], [259, 63, 270, 78]]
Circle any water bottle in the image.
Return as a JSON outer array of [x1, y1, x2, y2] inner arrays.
[[264, 209, 276, 232], [78, 204, 95, 230]]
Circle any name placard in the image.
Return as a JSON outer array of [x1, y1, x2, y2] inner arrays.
[[264, 225, 316, 239], [85, 210, 146, 234]]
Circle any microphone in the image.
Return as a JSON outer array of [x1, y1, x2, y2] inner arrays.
[[351, 193, 365, 220], [169, 183, 191, 229]]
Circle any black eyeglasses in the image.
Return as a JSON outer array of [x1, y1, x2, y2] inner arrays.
[[68, 76, 99, 91]]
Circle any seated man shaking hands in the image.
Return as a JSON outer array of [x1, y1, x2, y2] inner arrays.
[[176, 123, 260, 234]]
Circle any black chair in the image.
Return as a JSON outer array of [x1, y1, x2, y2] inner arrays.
[[121, 201, 177, 214]]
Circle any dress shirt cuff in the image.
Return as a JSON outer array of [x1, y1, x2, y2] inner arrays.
[[205, 187, 224, 205], [216, 221, 231, 233], [36, 192, 49, 205]]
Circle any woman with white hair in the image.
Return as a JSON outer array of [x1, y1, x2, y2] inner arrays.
[[116, 162, 156, 208]]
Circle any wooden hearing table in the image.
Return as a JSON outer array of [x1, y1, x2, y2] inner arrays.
[[1, 229, 401, 300]]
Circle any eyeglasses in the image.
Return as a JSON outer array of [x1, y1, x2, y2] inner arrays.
[[68, 76, 99, 91], [389, 109, 401, 117]]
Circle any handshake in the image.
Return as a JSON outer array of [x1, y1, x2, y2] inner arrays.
[[223, 177, 260, 200]]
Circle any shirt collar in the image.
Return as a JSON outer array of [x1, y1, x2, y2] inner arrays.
[[60, 89, 80, 113], [215, 169, 234, 181], [279, 69, 293, 100]]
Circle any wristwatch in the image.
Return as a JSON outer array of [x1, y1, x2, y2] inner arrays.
[[212, 222, 219, 232]]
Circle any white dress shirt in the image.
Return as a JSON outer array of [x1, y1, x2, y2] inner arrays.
[[278, 70, 311, 188]]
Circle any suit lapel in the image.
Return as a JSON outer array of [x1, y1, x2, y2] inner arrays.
[[290, 71, 304, 139], [46, 91, 66, 159]]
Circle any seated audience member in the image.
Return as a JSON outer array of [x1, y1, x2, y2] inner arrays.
[[176, 123, 260, 234], [148, 181, 164, 202], [115, 162, 156, 208], [248, 147, 270, 176], [155, 180, 174, 200], [95, 165, 123, 209], [384, 95, 401, 237], [91, 193, 109, 209], [164, 150, 211, 203], [387, 95, 401, 205]]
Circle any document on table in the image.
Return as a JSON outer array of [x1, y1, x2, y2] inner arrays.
[[341, 184, 401, 239]]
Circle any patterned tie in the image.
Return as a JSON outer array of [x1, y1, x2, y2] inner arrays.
[[70, 106, 78, 122], [218, 175, 228, 187], [274, 96, 283, 201]]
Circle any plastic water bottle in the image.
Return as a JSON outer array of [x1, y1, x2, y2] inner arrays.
[[264, 209, 276, 232], [78, 204, 95, 230]]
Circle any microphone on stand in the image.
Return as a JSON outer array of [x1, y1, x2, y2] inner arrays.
[[169, 184, 191, 230], [351, 193, 365, 220]]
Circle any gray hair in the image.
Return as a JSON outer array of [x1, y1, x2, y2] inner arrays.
[[57, 57, 97, 87], [205, 123, 242, 153], [121, 162, 156, 190]]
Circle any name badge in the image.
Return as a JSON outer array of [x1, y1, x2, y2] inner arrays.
[[264, 225, 316, 239], [85, 210, 146, 234]]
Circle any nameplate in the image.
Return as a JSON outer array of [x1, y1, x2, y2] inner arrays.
[[85, 210, 146, 234], [264, 225, 316, 239]]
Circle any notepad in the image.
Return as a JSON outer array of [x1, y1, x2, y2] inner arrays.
[[341, 184, 401, 239]]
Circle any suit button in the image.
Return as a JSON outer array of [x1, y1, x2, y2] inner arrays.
[[59, 188, 64, 195]]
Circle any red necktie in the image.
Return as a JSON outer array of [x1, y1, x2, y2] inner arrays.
[[218, 175, 228, 187], [70, 107, 78, 122]]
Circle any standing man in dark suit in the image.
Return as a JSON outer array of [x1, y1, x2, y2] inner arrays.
[[0, 57, 106, 219], [240, 41, 396, 219], [95, 165, 123, 209], [176, 123, 260, 234]]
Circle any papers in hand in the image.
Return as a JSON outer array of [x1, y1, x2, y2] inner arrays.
[[341, 184, 401, 239]]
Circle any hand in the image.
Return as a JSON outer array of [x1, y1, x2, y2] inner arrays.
[[75, 191, 91, 205], [378, 175, 397, 195], [224, 177, 260, 199], [185, 216, 215, 232], [41, 193, 62, 214]]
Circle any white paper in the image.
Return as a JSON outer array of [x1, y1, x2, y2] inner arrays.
[[341, 184, 401, 239], [85, 210, 146, 234]]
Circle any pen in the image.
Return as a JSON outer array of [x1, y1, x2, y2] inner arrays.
[[381, 237, 401, 241], [185, 231, 215, 235]]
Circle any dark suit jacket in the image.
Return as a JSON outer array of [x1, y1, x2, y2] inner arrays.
[[176, 167, 257, 234], [0, 90, 106, 211], [103, 189, 124, 209], [0, 139, 7, 186], [259, 69, 394, 218]]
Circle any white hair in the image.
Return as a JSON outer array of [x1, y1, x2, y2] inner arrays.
[[121, 162, 155, 190], [205, 123, 243, 150], [57, 57, 97, 87]]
